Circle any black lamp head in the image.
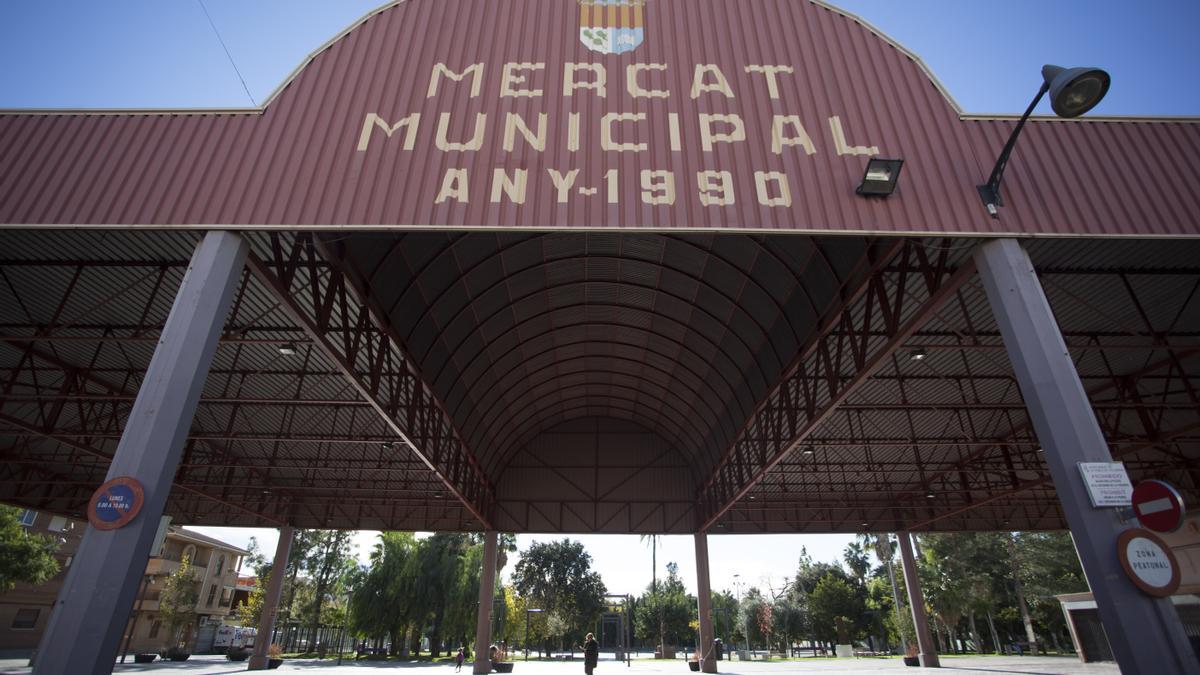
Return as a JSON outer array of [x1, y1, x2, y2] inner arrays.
[[1042, 65, 1111, 118]]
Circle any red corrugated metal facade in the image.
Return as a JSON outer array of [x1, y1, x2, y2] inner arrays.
[[1, 0, 1198, 236]]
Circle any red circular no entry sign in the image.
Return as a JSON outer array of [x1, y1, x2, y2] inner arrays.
[[1131, 479, 1185, 533]]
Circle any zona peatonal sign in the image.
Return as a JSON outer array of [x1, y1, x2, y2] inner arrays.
[[1116, 529, 1181, 598], [87, 476, 146, 531]]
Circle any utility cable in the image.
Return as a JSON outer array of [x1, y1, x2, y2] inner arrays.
[[196, 0, 257, 106]]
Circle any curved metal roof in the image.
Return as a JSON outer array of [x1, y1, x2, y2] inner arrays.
[[0, 230, 1196, 534]]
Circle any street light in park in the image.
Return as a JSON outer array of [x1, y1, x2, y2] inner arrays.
[[525, 608, 544, 661], [732, 574, 749, 657], [977, 64, 1111, 217]]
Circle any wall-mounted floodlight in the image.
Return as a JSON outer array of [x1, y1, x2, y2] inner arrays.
[[857, 158, 904, 197], [977, 64, 1110, 217]]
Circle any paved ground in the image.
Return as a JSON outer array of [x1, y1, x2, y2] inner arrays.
[[0, 653, 1120, 675]]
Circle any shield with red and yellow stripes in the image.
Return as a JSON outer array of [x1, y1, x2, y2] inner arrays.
[[578, 0, 646, 55]]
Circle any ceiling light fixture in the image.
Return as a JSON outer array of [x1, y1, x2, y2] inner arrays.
[[909, 347, 928, 362], [278, 343, 298, 356]]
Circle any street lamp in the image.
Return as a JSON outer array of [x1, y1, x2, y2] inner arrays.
[[977, 64, 1111, 218], [525, 608, 544, 661]]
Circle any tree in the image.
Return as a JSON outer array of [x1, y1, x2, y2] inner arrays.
[[808, 574, 867, 646], [634, 562, 695, 648], [639, 534, 665, 651], [859, 533, 908, 647], [511, 539, 606, 652], [842, 542, 871, 585], [158, 554, 200, 650], [1013, 531, 1088, 647], [302, 530, 355, 651], [350, 532, 420, 654], [281, 529, 321, 628], [0, 506, 59, 592], [770, 595, 806, 652]]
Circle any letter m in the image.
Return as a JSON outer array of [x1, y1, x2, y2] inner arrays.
[[357, 113, 421, 152], [427, 63, 485, 98]]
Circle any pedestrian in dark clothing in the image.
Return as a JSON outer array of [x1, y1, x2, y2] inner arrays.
[[584, 633, 599, 675], [455, 647, 464, 672]]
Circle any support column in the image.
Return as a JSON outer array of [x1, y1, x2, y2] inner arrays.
[[473, 530, 499, 675], [694, 532, 716, 673], [898, 532, 939, 668], [249, 526, 294, 670], [33, 232, 248, 675], [975, 239, 1198, 674]]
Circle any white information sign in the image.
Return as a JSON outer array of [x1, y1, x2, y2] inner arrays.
[[1078, 462, 1133, 508]]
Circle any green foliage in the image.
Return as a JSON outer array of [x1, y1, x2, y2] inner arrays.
[[350, 532, 419, 646], [511, 539, 606, 649], [1013, 531, 1087, 637], [301, 530, 356, 644], [0, 507, 60, 592], [159, 554, 200, 649], [808, 574, 867, 643], [634, 561, 695, 646]]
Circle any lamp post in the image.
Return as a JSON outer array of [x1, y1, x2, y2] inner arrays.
[[524, 608, 543, 661], [732, 575, 748, 658], [977, 64, 1111, 217]]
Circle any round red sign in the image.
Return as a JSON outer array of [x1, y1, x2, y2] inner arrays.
[[86, 476, 145, 531], [1132, 479, 1185, 533]]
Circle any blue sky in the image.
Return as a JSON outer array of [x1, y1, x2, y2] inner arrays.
[[2, 0, 1195, 595], [0, 1, 1197, 115]]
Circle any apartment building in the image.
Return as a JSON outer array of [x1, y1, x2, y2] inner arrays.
[[0, 510, 247, 656]]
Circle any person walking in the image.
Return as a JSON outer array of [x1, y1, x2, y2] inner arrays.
[[455, 647, 465, 672], [584, 633, 599, 675]]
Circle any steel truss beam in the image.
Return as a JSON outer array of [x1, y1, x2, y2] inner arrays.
[[246, 233, 494, 528], [698, 240, 977, 530]]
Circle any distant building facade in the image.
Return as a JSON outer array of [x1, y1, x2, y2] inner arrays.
[[0, 509, 83, 654], [0, 511, 246, 656]]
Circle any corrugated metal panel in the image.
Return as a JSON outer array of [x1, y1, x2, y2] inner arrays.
[[1, 0, 1196, 236]]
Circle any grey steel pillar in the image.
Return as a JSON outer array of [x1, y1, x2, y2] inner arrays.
[[975, 238, 1198, 674], [32, 232, 248, 675], [694, 532, 717, 673], [249, 525, 294, 670], [898, 532, 939, 668], [473, 530, 499, 675]]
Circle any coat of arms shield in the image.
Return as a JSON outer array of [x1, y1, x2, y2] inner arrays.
[[578, 0, 646, 55]]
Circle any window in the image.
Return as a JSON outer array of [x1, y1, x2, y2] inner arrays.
[[17, 510, 36, 527], [182, 544, 196, 563], [206, 584, 217, 608], [221, 587, 233, 606], [215, 554, 225, 576], [149, 620, 161, 639], [12, 608, 39, 630]]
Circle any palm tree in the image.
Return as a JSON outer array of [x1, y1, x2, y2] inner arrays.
[[639, 534, 665, 653], [858, 533, 908, 648]]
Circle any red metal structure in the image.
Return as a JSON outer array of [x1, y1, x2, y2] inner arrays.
[[4, 2, 1199, 672], [0, 0, 1197, 537]]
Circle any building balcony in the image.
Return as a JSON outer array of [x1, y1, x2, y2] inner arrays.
[[145, 558, 206, 577]]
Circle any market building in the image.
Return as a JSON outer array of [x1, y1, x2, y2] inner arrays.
[[0, 1, 1198, 673]]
